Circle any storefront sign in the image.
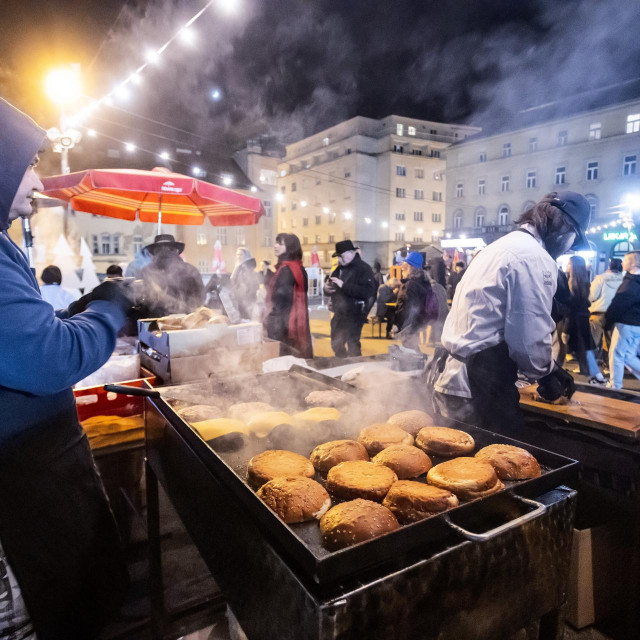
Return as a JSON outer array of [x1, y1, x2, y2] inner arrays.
[[602, 230, 637, 242]]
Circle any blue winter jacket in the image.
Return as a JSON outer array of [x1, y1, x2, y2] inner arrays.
[[0, 99, 125, 440]]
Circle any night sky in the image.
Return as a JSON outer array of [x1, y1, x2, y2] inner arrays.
[[2, 0, 640, 171]]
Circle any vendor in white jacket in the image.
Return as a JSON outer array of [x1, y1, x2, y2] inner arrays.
[[431, 192, 591, 435]]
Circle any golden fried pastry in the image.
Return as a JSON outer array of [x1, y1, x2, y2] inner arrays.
[[427, 457, 504, 501], [320, 499, 399, 550], [310, 440, 369, 473], [228, 402, 276, 423], [191, 418, 246, 440], [293, 407, 341, 424], [246, 411, 293, 437], [382, 481, 459, 524], [178, 404, 223, 423], [257, 476, 331, 523], [387, 410, 433, 436], [475, 444, 541, 480], [326, 460, 397, 501], [358, 423, 414, 456], [415, 426, 475, 457], [372, 445, 432, 479], [247, 450, 315, 489], [304, 389, 352, 408]]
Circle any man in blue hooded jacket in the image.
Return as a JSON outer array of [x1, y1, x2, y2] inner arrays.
[[0, 98, 131, 639]]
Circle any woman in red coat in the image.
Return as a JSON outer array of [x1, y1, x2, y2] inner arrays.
[[263, 233, 313, 358]]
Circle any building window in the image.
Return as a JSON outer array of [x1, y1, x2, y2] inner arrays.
[[344, 169, 351, 178], [555, 166, 566, 185], [432, 212, 441, 223], [586, 161, 599, 181], [291, 182, 296, 192], [433, 171, 442, 181], [133, 234, 143, 255], [585, 193, 598, 217], [413, 235, 423, 242], [456, 183, 463, 198], [589, 122, 602, 140], [101, 233, 111, 254], [218, 228, 227, 245], [414, 211, 423, 221], [529, 137, 538, 152], [433, 191, 442, 201], [415, 189, 424, 200], [396, 187, 406, 198], [329, 234, 335, 243], [343, 232, 350, 241], [411, 148, 423, 156], [393, 144, 404, 153], [430, 129, 437, 135], [395, 232, 405, 241], [557, 130, 568, 146], [396, 123, 404, 136], [501, 176, 510, 192], [526, 170, 537, 189], [408, 126, 416, 136], [498, 206, 510, 226], [113, 235, 121, 255], [302, 236, 309, 246], [346, 148, 351, 154], [281, 206, 286, 213], [291, 203, 297, 211], [474, 209, 485, 228], [503, 142, 511, 158], [263, 200, 272, 217], [623, 154, 637, 176], [315, 215, 321, 225], [329, 212, 336, 224], [453, 210, 463, 229], [198, 259, 208, 274], [626, 114, 640, 134], [477, 179, 486, 195], [303, 217, 309, 227], [479, 151, 487, 162], [92, 234, 99, 254], [396, 165, 406, 176], [263, 230, 272, 247], [291, 218, 297, 228], [429, 149, 440, 158], [415, 168, 424, 179], [395, 213, 405, 221], [281, 185, 286, 193], [522, 200, 536, 213], [196, 231, 207, 245]]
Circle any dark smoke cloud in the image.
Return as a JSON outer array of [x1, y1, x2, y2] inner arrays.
[[93, 0, 640, 153]]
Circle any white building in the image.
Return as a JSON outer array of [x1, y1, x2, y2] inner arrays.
[[276, 115, 480, 268], [443, 98, 640, 264]]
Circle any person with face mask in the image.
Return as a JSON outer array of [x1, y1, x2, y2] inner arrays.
[[324, 240, 377, 358], [429, 192, 591, 435], [0, 99, 131, 638]]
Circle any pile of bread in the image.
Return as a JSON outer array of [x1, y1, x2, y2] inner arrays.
[[156, 306, 229, 331], [246, 409, 541, 551]]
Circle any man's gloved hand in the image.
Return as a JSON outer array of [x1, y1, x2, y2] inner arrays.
[[67, 280, 133, 317], [537, 362, 575, 402]]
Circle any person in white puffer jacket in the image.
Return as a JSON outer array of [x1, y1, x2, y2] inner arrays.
[[589, 257, 624, 363]]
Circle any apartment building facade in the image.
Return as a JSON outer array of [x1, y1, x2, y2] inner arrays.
[[276, 115, 480, 268], [443, 99, 640, 265]]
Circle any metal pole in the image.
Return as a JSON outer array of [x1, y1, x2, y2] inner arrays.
[[60, 107, 71, 237]]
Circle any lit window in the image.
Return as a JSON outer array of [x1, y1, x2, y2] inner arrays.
[[502, 142, 511, 157], [456, 183, 463, 198], [396, 123, 404, 136], [529, 137, 538, 152], [586, 161, 599, 181], [414, 211, 423, 221], [396, 187, 406, 198], [315, 234, 321, 243], [555, 167, 566, 185], [557, 130, 568, 146], [623, 154, 637, 176], [408, 126, 416, 136], [323, 137, 329, 146], [498, 206, 510, 226], [626, 114, 640, 134], [501, 176, 510, 192], [477, 179, 486, 195], [479, 151, 487, 162], [589, 123, 601, 140], [396, 165, 406, 176], [196, 231, 208, 245], [526, 170, 537, 189], [415, 168, 424, 179], [414, 189, 424, 200]]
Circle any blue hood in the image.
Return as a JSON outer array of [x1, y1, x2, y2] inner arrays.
[[0, 98, 46, 230]]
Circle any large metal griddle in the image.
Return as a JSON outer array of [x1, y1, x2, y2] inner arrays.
[[148, 367, 579, 584]]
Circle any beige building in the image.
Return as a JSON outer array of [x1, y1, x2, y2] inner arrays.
[[276, 115, 480, 268], [443, 98, 640, 263]]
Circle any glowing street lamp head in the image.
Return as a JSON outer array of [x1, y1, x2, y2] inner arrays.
[[159, 151, 169, 160], [222, 175, 233, 186], [211, 89, 222, 101], [125, 142, 136, 152], [44, 67, 82, 105]]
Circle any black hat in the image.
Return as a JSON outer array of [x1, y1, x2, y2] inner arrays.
[[551, 191, 591, 251], [332, 239, 357, 257], [144, 233, 185, 255]]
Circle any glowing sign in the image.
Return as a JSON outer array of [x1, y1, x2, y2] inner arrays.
[[602, 230, 637, 242]]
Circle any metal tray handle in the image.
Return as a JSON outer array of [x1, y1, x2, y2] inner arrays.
[[442, 495, 547, 542]]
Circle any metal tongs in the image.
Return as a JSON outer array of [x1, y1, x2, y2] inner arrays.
[[104, 384, 161, 399]]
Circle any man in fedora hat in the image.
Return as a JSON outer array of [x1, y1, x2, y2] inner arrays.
[[141, 233, 205, 316], [324, 240, 376, 357]]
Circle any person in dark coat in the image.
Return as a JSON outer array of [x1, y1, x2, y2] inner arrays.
[[324, 240, 377, 357], [565, 256, 606, 383], [373, 259, 385, 288], [140, 234, 205, 317], [263, 233, 313, 358], [231, 247, 258, 320], [395, 252, 436, 352], [375, 278, 399, 339], [447, 261, 466, 300], [0, 98, 130, 639], [605, 251, 640, 389], [429, 256, 447, 289]]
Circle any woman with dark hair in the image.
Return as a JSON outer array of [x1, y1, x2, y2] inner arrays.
[[566, 256, 606, 383], [263, 233, 313, 358]]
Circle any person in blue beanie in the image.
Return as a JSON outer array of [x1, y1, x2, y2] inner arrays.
[[0, 98, 131, 639]]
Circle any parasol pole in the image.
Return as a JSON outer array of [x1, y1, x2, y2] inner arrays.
[[157, 194, 162, 234]]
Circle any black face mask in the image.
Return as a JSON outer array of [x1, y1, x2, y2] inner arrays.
[[545, 231, 577, 260]]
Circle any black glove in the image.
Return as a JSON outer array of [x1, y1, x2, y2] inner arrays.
[[67, 280, 133, 317], [537, 362, 575, 401]]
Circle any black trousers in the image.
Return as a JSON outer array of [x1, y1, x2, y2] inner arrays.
[[331, 313, 364, 358], [433, 343, 524, 437]]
